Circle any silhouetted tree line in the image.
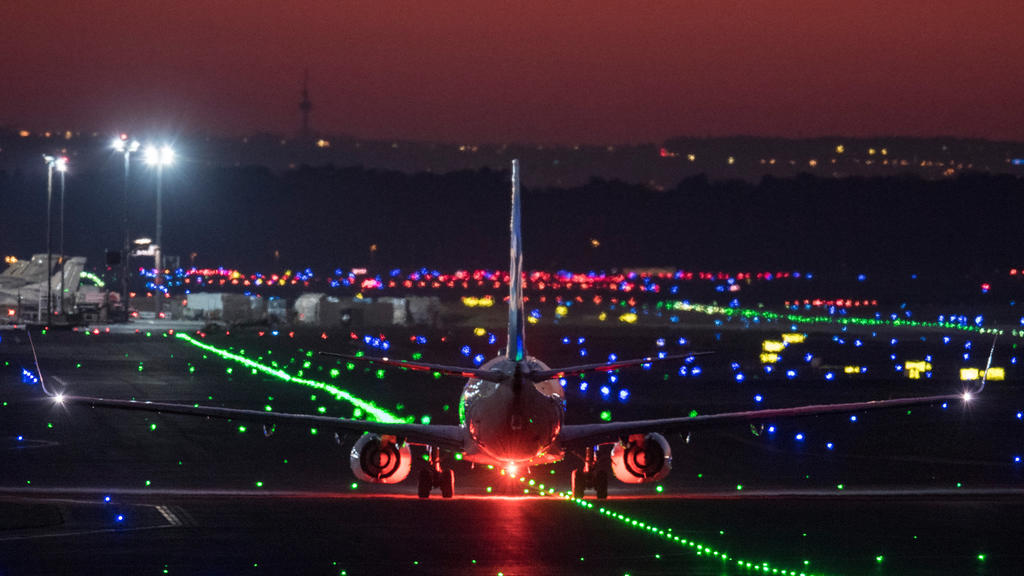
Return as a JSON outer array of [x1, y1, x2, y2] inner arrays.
[[1, 164, 1022, 277]]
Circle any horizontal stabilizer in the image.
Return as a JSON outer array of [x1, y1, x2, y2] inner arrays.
[[528, 352, 713, 382], [318, 351, 508, 382]]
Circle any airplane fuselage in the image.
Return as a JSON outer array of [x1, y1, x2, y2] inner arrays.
[[460, 356, 566, 467]]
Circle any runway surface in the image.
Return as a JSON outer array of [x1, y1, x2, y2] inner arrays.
[[2, 318, 1023, 575]]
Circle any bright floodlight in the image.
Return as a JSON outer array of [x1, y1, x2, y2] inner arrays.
[[144, 145, 174, 166], [963, 391, 973, 402], [54, 393, 65, 405], [43, 155, 68, 171], [113, 135, 140, 153]]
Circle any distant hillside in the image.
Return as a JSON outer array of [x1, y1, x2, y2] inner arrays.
[[2, 130, 1023, 188], [2, 161, 1022, 276]]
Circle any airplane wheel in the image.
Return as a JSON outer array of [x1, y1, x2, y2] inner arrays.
[[571, 469, 586, 499], [594, 469, 608, 500], [440, 468, 455, 499], [417, 468, 432, 499]]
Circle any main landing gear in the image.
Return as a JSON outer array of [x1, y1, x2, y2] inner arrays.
[[571, 446, 608, 499], [418, 446, 455, 499]]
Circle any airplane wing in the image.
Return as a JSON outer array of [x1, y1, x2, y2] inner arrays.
[[558, 392, 970, 447], [318, 351, 507, 382], [528, 352, 713, 382], [25, 328, 466, 450], [52, 394, 466, 450]]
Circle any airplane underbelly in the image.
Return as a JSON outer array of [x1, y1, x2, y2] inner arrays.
[[466, 391, 562, 464]]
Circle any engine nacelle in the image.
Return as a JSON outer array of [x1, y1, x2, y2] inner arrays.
[[349, 433, 412, 484], [610, 432, 672, 484]]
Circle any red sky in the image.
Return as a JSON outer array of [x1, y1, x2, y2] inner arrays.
[[2, 1, 1022, 144]]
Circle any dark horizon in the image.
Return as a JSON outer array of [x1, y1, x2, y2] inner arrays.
[[3, 161, 1023, 279], [8, 125, 1024, 148]]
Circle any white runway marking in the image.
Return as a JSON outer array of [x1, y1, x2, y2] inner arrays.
[[0, 494, 196, 542], [155, 505, 183, 526]]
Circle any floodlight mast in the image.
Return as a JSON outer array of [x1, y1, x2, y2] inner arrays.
[[113, 135, 140, 319], [56, 157, 67, 315], [42, 155, 55, 323], [42, 155, 66, 322], [144, 145, 174, 317]]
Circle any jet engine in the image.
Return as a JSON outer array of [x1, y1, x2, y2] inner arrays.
[[349, 433, 412, 484], [610, 433, 672, 483]]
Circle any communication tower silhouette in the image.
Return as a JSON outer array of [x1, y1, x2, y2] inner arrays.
[[299, 69, 313, 141]]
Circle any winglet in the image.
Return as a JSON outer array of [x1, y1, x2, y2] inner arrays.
[[506, 159, 526, 362], [975, 334, 998, 394], [25, 327, 58, 398]]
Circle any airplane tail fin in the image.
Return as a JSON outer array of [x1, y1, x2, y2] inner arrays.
[[506, 159, 526, 362], [47, 256, 85, 314], [56, 256, 86, 295]]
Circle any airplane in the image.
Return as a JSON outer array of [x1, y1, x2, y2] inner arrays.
[[1, 254, 86, 323], [34, 160, 984, 499]]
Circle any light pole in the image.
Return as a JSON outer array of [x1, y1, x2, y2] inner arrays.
[[57, 157, 67, 315], [144, 145, 174, 317], [42, 155, 66, 323], [113, 135, 140, 320]]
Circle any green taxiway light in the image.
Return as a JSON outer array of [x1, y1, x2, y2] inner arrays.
[[669, 301, 1010, 338], [541, 487, 830, 576], [174, 333, 407, 423]]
